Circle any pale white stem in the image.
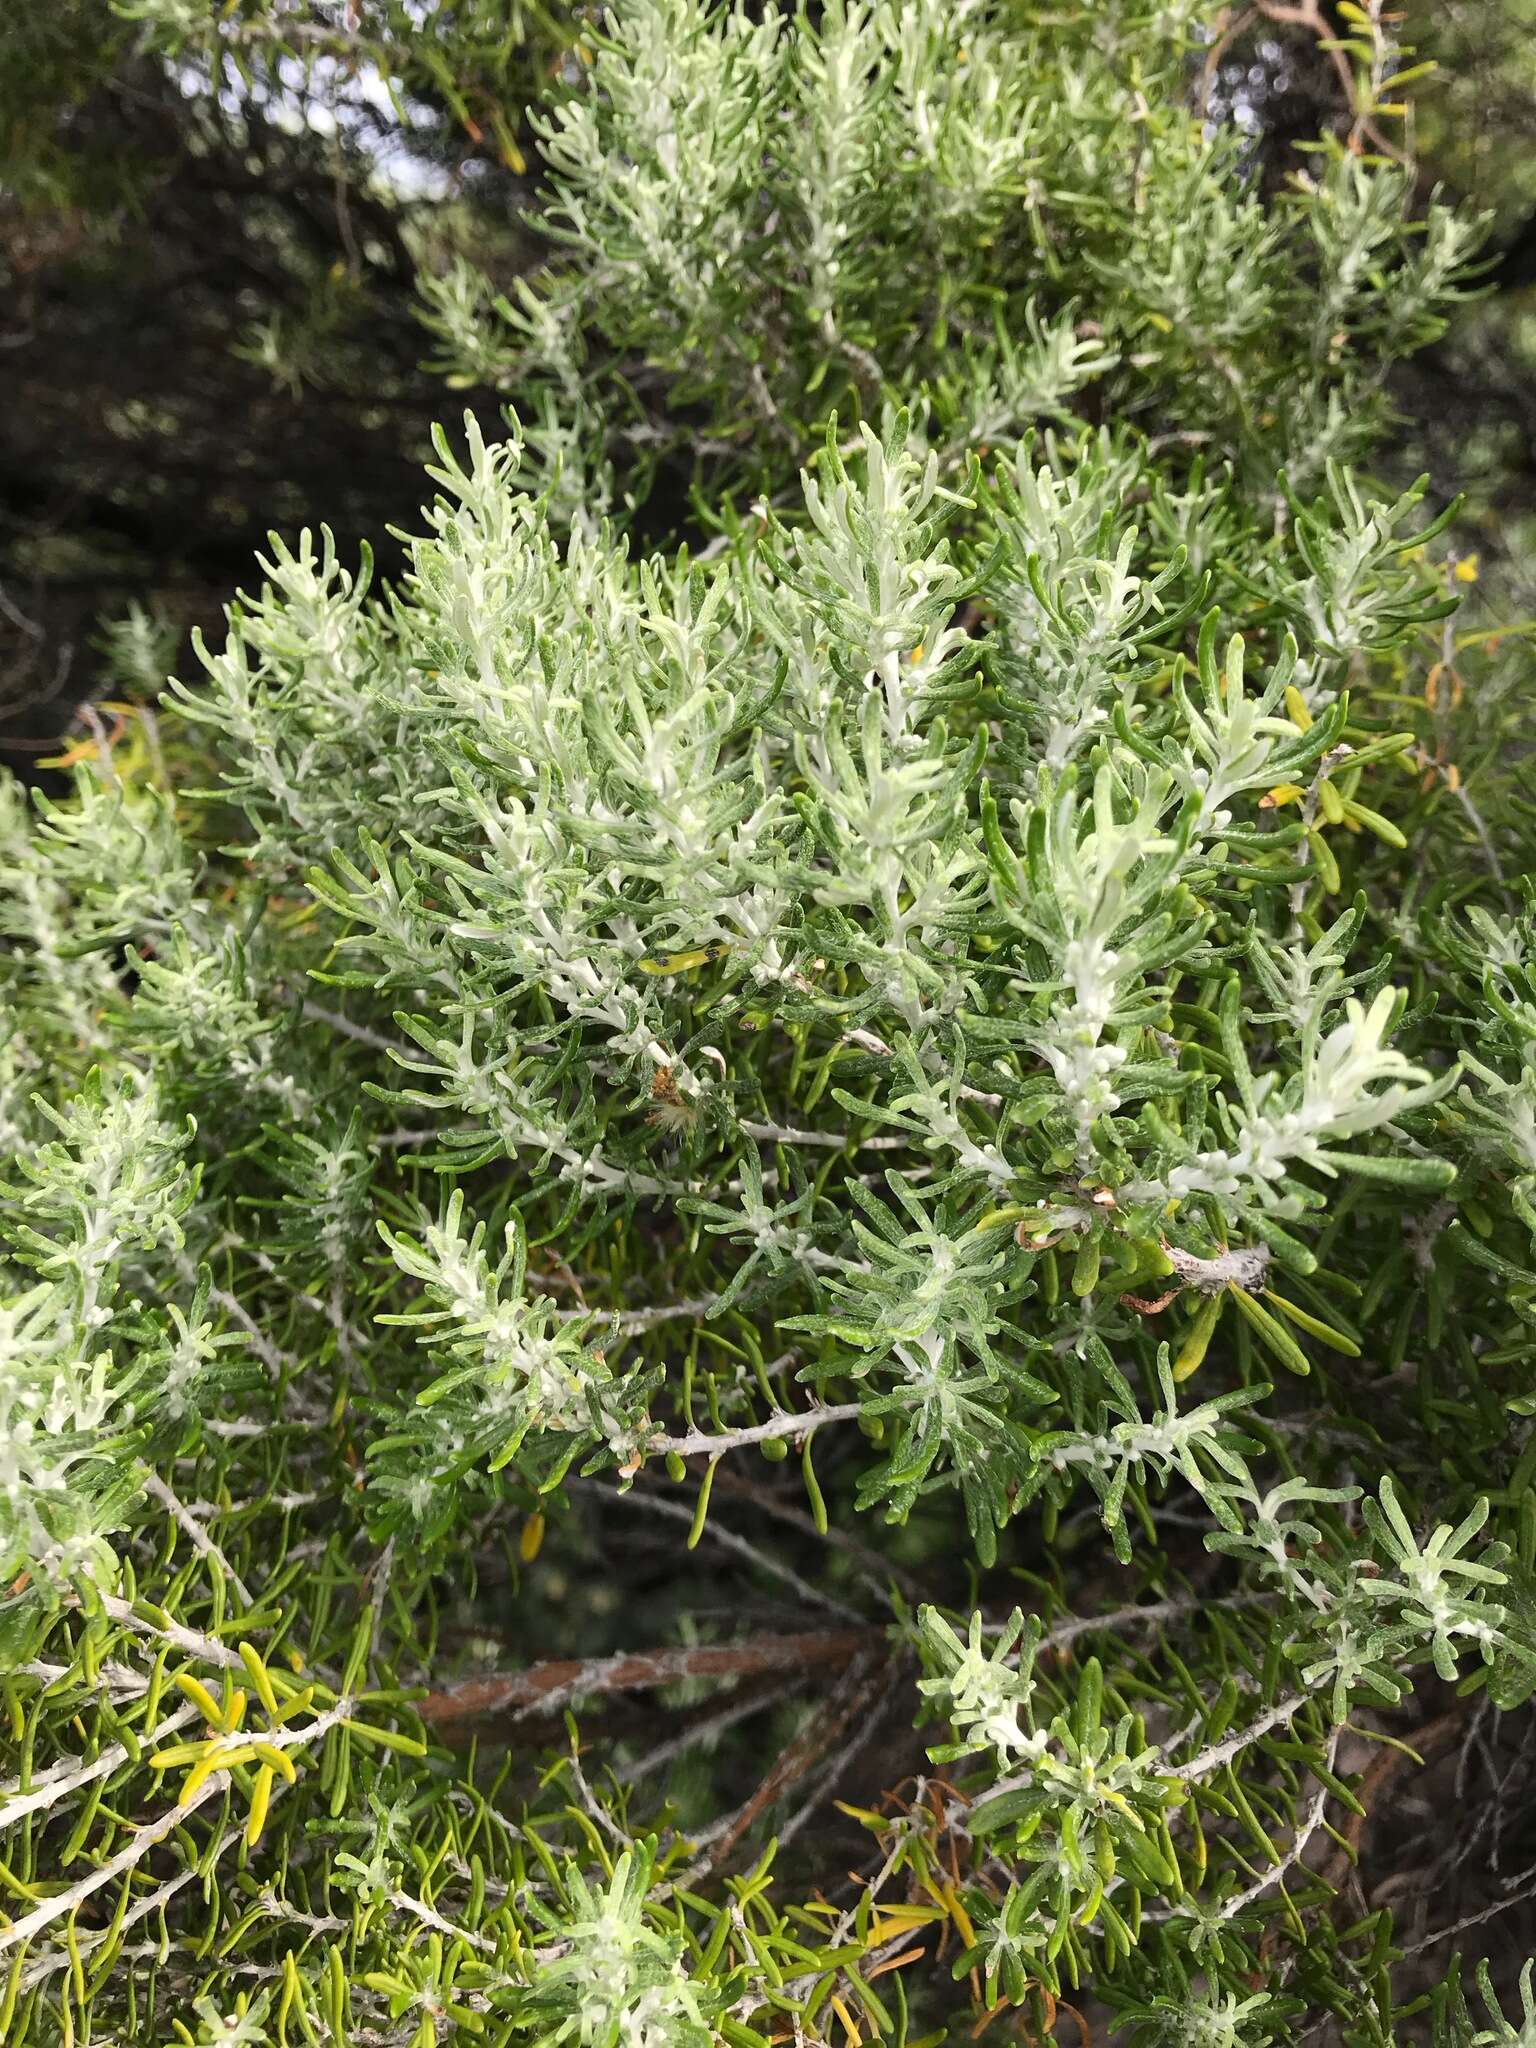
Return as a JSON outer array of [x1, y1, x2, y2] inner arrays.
[[0, 1775, 225, 1954], [388, 1888, 496, 1953], [644, 1401, 866, 1461], [15, 1796, 290, 1993], [90, 1595, 246, 1670], [587, 1481, 865, 1624], [0, 1702, 200, 1831], [142, 1470, 255, 1608], [740, 1121, 905, 1150], [550, 1296, 721, 1330], [1215, 1729, 1341, 1918], [301, 1001, 410, 1057], [1180, 1690, 1314, 1781]]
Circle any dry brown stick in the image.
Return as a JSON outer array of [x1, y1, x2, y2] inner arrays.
[[418, 1627, 885, 1735], [1318, 1706, 1468, 1894], [468, 1674, 801, 1764], [617, 1674, 804, 1785], [1255, 0, 1405, 161], [691, 1649, 897, 1880]]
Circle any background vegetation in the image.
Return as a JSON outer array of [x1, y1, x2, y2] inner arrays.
[[4, 4, 1536, 2044], [5, 1, 1532, 754]]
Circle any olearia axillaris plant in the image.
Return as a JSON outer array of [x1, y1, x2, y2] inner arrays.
[[6, 1, 1536, 2042]]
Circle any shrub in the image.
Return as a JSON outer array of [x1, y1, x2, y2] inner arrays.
[[3, 3, 1535, 2042]]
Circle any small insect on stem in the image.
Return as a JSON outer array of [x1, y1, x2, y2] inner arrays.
[[648, 1064, 697, 1136]]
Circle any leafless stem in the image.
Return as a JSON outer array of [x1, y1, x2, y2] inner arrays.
[[418, 1627, 885, 1735]]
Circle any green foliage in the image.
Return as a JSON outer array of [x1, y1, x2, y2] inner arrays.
[[413, 0, 1487, 521], [4, 2, 1536, 2043]]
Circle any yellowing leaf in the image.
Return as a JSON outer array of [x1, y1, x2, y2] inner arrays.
[[868, 1907, 942, 1946], [1173, 1290, 1223, 1382], [239, 1642, 281, 1720], [1283, 685, 1313, 731], [252, 1741, 298, 1785], [833, 1799, 886, 1826], [923, 1879, 976, 1948], [173, 1673, 225, 1729], [246, 1763, 276, 1848]]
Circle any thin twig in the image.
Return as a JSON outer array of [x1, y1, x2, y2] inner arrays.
[[575, 1479, 867, 1623], [1318, 1706, 1467, 1890], [687, 1650, 894, 1880], [712, 1467, 930, 1603], [642, 1401, 867, 1462], [418, 1627, 884, 1734], [142, 1470, 256, 1609]]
